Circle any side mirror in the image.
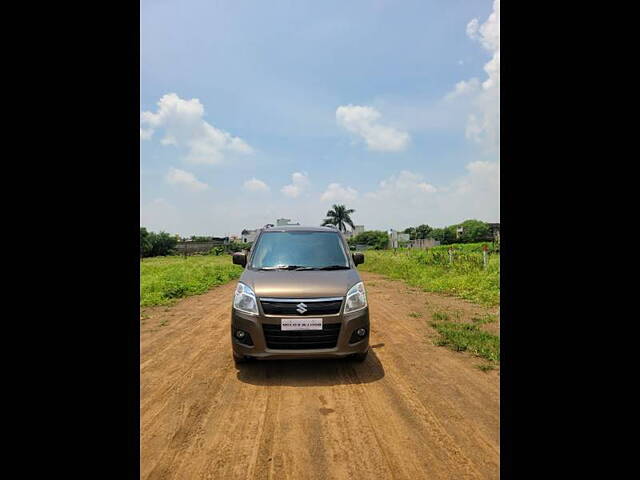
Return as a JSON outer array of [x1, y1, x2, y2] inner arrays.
[[352, 252, 364, 266], [232, 252, 247, 267]]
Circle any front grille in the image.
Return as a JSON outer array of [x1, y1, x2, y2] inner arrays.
[[262, 323, 341, 350], [260, 299, 343, 316]]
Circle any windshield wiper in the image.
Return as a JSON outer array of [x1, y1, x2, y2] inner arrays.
[[258, 265, 311, 271], [258, 265, 349, 271]]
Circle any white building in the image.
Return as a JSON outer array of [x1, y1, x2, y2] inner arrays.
[[241, 229, 259, 243], [344, 225, 365, 238], [276, 218, 300, 226], [388, 229, 410, 248]]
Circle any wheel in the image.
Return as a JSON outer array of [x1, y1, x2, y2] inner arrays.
[[351, 349, 369, 362]]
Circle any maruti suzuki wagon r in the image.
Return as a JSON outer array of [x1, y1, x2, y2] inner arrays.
[[230, 225, 369, 363]]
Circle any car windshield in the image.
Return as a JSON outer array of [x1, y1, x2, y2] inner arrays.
[[250, 231, 350, 270]]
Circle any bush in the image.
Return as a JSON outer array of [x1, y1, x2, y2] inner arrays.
[[359, 248, 499, 306], [140, 227, 153, 257], [140, 255, 243, 307], [140, 227, 178, 257], [429, 220, 492, 245], [349, 230, 388, 250], [225, 241, 251, 253]]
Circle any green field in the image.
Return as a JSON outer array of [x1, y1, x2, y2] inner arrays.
[[430, 311, 500, 365], [359, 244, 499, 306], [140, 255, 243, 307]]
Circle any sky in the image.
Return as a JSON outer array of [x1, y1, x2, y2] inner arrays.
[[140, 0, 500, 237]]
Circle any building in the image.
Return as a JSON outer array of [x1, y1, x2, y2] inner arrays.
[[388, 229, 410, 248], [487, 223, 500, 241], [344, 225, 365, 239], [276, 218, 300, 226], [241, 229, 259, 243], [409, 238, 440, 249]]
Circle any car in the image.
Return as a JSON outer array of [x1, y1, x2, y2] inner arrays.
[[230, 225, 369, 363]]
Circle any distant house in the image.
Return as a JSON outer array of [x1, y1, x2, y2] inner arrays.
[[276, 218, 300, 226], [487, 223, 500, 240], [388, 229, 410, 248], [344, 225, 365, 239], [409, 238, 440, 249], [241, 229, 259, 243]]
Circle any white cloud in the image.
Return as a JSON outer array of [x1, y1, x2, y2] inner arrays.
[[281, 172, 310, 198], [320, 183, 358, 202], [351, 166, 498, 230], [243, 178, 270, 193], [140, 128, 153, 140], [366, 170, 437, 199], [461, 0, 500, 152], [336, 105, 410, 152], [140, 164, 499, 237], [140, 93, 253, 165], [445, 78, 480, 100], [417, 182, 437, 193], [452, 161, 499, 196], [466, 18, 480, 41], [165, 167, 208, 192]]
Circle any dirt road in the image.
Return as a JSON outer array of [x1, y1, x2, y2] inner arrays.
[[140, 272, 500, 480]]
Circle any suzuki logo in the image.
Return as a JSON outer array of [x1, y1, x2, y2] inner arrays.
[[296, 302, 308, 314]]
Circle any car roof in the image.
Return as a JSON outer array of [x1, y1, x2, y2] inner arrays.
[[260, 225, 341, 233]]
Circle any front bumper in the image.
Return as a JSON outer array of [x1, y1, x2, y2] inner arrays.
[[231, 304, 370, 360]]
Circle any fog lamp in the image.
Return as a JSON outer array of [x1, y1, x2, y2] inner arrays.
[[235, 329, 246, 339], [356, 328, 367, 337]]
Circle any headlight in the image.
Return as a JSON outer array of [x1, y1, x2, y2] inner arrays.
[[344, 282, 367, 314], [233, 282, 258, 315]]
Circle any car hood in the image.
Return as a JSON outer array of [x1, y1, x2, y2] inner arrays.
[[240, 269, 362, 299]]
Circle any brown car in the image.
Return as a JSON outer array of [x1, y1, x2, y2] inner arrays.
[[230, 225, 369, 363]]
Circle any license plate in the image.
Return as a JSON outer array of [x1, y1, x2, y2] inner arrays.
[[281, 318, 323, 331]]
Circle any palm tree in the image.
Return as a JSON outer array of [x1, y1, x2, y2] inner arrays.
[[322, 204, 355, 233]]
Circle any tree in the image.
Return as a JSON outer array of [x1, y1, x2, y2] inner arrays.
[[443, 226, 458, 244], [350, 230, 389, 250], [430, 226, 456, 245], [140, 227, 153, 258], [430, 220, 490, 245], [321, 204, 355, 233], [403, 227, 416, 240], [457, 219, 491, 243], [430, 228, 444, 243], [147, 231, 178, 256], [415, 224, 433, 239]]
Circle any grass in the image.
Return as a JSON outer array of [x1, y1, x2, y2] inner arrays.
[[408, 312, 423, 318], [478, 364, 496, 372], [430, 320, 500, 363], [359, 246, 499, 306], [471, 313, 498, 325], [140, 255, 243, 307], [432, 311, 450, 321]]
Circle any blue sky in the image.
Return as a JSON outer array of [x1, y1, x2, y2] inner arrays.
[[141, 0, 500, 237]]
